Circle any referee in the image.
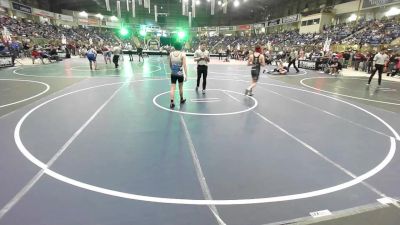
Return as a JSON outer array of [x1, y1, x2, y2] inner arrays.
[[194, 42, 210, 94], [287, 48, 300, 73], [367, 49, 388, 87]]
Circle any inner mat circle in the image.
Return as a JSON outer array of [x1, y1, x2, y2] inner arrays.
[[153, 89, 258, 116]]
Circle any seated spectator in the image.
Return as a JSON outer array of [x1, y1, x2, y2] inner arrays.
[[329, 57, 340, 75], [31, 47, 44, 64]]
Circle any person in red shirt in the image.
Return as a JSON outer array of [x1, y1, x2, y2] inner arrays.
[[31, 47, 44, 64], [354, 51, 364, 71]]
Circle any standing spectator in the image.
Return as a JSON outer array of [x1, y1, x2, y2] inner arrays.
[[353, 51, 364, 71], [127, 43, 134, 61], [387, 52, 396, 76], [366, 51, 376, 74], [343, 51, 350, 68], [218, 47, 223, 60], [137, 45, 144, 62]]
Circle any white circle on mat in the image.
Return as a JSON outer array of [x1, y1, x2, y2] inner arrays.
[[0, 79, 50, 108], [300, 77, 400, 106], [14, 78, 398, 205]]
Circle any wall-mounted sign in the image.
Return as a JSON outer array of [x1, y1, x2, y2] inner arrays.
[[12, 2, 31, 14], [33, 8, 54, 18], [106, 21, 119, 28], [0, 56, 13, 67], [237, 24, 251, 30], [253, 23, 265, 29], [298, 60, 317, 70], [55, 13, 74, 22], [0, 0, 9, 8], [267, 19, 281, 27], [78, 18, 88, 24], [87, 18, 99, 26], [362, 0, 396, 9], [282, 14, 300, 24]]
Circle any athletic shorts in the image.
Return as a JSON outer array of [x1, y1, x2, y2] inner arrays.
[[171, 74, 184, 84], [251, 73, 260, 81], [88, 56, 96, 62], [251, 67, 260, 81]]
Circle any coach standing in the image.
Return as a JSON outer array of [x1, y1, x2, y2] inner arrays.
[[194, 41, 210, 94]]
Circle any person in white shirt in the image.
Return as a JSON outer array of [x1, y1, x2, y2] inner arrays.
[[367, 49, 389, 86], [218, 48, 223, 60], [127, 43, 134, 61], [287, 48, 300, 73], [194, 42, 210, 94], [112, 45, 121, 69]]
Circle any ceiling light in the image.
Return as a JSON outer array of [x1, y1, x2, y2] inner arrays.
[[110, 15, 118, 21], [196, 0, 200, 5], [386, 7, 400, 17], [79, 11, 88, 17], [348, 14, 357, 22], [95, 13, 104, 19], [217, 1, 222, 6], [234, 0, 239, 7]]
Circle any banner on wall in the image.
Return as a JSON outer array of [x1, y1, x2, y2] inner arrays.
[[0, 0, 9, 8], [88, 18, 99, 26], [78, 18, 88, 24], [55, 13, 74, 22], [237, 24, 251, 30], [12, 2, 31, 14], [218, 26, 236, 31], [106, 21, 119, 28], [33, 8, 55, 18], [253, 23, 265, 29], [267, 18, 281, 27], [362, 0, 397, 9], [0, 56, 12, 67], [282, 14, 300, 24]]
